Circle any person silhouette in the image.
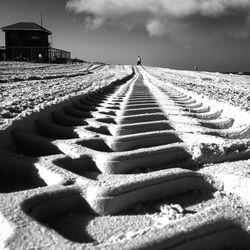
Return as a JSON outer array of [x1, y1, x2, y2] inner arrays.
[[38, 53, 43, 63], [137, 56, 142, 66]]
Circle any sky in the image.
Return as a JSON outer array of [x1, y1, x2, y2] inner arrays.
[[0, 0, 250, 71]]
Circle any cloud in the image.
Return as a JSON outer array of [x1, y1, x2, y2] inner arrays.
[[224, 30, 249, 40], [247, 14, 250, 26], [66, 0, 250, 17], [85, 16, 104, 30], [66, 0, 250, 37], [146, 19, 167, 37], [146, 18, 188, 39]]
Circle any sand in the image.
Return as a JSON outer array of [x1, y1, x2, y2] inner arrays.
[[0, 62, 250, 249]]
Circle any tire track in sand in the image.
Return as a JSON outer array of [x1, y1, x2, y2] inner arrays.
[[0, 67, 250, 249]]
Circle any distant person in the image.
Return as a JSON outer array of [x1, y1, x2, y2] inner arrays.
[[194, 65, 198, 71], [38, 53, 43, 63], [137, 56, 142, 66]]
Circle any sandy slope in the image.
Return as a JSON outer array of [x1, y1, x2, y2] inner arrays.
[[145, 66, 250, 112], [0, 62, 132, 130]]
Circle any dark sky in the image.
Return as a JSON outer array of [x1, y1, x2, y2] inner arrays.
[[0, 0, 250, 71]]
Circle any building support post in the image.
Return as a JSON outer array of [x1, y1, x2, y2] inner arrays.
[[30, 47, 33, 62]]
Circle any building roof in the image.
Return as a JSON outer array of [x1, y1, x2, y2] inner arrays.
[[1, 22, 51, 34]]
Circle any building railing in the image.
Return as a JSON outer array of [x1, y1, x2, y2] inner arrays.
[[1, 46, 71, 63]]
